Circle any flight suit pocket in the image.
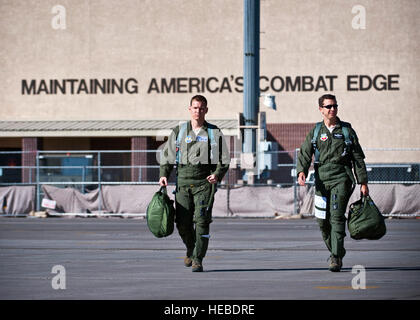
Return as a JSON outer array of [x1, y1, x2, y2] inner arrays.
[[193, 184, 213, 224]]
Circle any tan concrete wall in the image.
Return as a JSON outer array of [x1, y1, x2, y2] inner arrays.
[[1, 0, 419, 161]]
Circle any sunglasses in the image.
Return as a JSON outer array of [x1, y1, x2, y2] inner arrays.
[[323, 104, 338, 109]]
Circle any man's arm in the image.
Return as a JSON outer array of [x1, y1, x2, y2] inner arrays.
[[296, 128, 315, 185], [350, 128, 368, 184], [210, 129, 230, 182], [159, 128, 178, 185], [350, 128, 369, 195]]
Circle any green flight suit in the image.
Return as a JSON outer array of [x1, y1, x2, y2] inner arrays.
[[296, 118, 368, 259], [160, 121, 230, 264]]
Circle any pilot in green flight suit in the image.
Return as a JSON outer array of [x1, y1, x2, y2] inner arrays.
[[159, 95, 230, 272], [297, 94, 369, 272]]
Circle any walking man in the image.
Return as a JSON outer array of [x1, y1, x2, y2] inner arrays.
[[297, 94, 369, 272], [159, 95, 230, 272]]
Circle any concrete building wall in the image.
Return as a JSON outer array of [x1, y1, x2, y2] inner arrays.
[[1, 0, 419, 162]]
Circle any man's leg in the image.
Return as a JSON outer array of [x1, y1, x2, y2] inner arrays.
[[191, 183, 214, 271], [175, 186, 195, 265], [315, 187, 332, 254], [328, 180, 353, 271], [317, 215, 332, 253]]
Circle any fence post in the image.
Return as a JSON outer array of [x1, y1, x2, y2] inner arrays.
[[82, 166, 86, 194], [226, 170, 233, 216], [98, 151, 102, 212], [36, 150, 40, 212]]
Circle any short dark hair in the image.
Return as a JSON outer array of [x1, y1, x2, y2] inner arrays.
[[318, 94, 337, 107], [190, 95, 207, 108]]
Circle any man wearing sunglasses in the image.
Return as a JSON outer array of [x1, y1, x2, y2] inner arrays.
[[296, 94, 369, 272]]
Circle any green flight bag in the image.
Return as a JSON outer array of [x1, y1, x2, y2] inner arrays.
[[347, 195, 386, 240], [146, 186, 175, 238]]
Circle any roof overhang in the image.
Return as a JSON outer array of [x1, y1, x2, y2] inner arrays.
[[0, 120, 238, 137]]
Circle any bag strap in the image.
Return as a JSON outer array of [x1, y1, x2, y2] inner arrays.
[[207, 123, 217, 145], [173, 122, 188, 194], [206, 124, 219, 207], [206, 182, 217, 213], [340, 122, 353, 158], [176, 122, 188, 165], [159, 186, 168, 195], [311, 122, 322, 164], [206, 122, 218, 162]]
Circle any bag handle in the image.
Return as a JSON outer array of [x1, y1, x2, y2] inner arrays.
[[361, 194, 372, 209], [159, 186, 168, 195], [360, 191, 371, 200]]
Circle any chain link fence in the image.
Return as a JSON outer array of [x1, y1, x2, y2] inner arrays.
[[0, 149, 419, 217]]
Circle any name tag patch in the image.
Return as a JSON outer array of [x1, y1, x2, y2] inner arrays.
[[196, 135, 208, 142], [333, 133, 343, 139]]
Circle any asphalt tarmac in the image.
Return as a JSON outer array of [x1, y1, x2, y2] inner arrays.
[[1, 217, 420, 300]]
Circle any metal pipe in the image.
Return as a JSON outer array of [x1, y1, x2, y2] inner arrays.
[[243, 0, 260, 156], [36, 151, 40, 211], [97, 151, 102, 212]]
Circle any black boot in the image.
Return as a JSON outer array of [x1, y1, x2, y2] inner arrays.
[[328, 255, 342, 272]]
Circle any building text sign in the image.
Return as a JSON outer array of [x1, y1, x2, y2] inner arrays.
[[21, 74, 400, 95]]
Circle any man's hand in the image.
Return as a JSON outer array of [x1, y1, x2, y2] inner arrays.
[[298, 172, 306, 186], [159, 177, 168, 186], [206, 174, 218, 184], [361, 183, 369, 196]]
